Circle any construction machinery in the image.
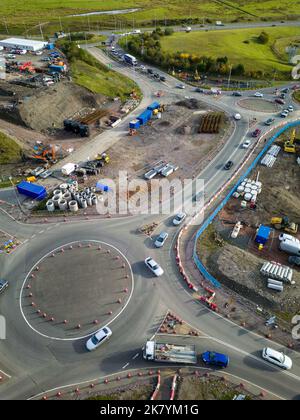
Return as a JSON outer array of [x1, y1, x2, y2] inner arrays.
[[271, 216, 298, 234], [284, 129, 296, 153], [28, 144, 58, 164]]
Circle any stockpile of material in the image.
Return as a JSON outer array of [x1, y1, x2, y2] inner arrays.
[[260, 261, 295, 287], [46, 181, 98, 212], [261, 145, 281, 168], [236, 177, 262, 203]]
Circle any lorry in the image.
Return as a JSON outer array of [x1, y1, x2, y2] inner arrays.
[[143, 340, 197, 364], [61, 163, 77, 176], [123, 53, 137, 66]]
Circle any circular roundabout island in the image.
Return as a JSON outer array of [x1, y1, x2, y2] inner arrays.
[[20, 241, 133, 340]]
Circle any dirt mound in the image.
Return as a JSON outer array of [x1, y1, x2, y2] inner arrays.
[[176, 98, 201, 109], [0, 80, 103, 133]]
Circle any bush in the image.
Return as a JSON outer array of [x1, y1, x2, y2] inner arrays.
[[164, 27, 174, 36], [257, 31, 269, 44]]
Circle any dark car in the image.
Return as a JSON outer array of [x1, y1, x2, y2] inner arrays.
[[202, 351, 229, 368], [160, 76, 166, 82], [275, 98, 285, 105], [232, 91, 242, 97], [265, 118, 275, 126], [288, 256, 300, 266], [281, 88, 289, 94], [0, 280, 8, 295], [252, 128, 261, 138], [147, 68, 154, 75], [224, 160, 234, 170], [195, 87, 204, 93], [154, 73, 160, 79]]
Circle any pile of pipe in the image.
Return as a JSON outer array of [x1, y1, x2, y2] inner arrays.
[[260, 261, 294, 285], [235, 178, 262, 203], [261, 145, 281, 168], [46, 181, 98, 212]]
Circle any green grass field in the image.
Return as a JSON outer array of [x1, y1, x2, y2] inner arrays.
[[160, 27, 300, 76], [0, 132, 22, 164], [0, 1, 299, 35]]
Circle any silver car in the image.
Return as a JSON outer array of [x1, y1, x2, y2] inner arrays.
[[154, 232, 169, 248], [40, 170, 53, 179]]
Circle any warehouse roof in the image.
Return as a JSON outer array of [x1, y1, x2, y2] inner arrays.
[[0, 38, 47, 48]]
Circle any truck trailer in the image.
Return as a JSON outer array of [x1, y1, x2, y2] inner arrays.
[[143, 340, 197, 364]]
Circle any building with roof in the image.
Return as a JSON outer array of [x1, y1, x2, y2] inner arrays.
[[255, 225, 271, 246], [0, 38, 48, 52]]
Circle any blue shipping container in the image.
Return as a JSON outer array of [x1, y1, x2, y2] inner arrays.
[[147, 102, 160, 111], [47, 43, 55, 50], [48, 65, 65, 73], [129, 119, 140, 130], [17, 181, 47, 201], [137, 109, 152, 125]]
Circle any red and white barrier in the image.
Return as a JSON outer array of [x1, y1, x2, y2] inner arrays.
[[150, 373, 161, 400], [170, 374, 178, 400]]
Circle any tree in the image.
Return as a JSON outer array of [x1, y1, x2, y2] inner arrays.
[[258, 31, 269, 44], [164, 27, 174, 36]]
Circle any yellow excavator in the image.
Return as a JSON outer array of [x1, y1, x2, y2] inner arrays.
[[284, 129, 296, 153], [271, 216, 298, 234]]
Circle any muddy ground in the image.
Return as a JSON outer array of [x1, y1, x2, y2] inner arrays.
[[100, 99, 231, 182], [197, 149, 300, 317]]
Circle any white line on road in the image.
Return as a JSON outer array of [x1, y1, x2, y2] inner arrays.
[[132, 353, 139, 360], [122, 363, 130, 369], [39, 230, 44, 234]]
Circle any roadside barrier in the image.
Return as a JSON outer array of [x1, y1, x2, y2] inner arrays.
[[170, 374, 178, 400], [150, 373, 161, 400]]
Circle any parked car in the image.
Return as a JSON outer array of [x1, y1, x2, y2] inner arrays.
[[154, 232, 169, 248], [160, 75, 166, 82], [288, 105, 294, 112], [275, 98, 285, 105], [195, 87, 204, 93], [31, 167, 45, 177], [252, 128, 261, 138], [144, 257, 164, 276], [254, 92, 264, 97], [86, 327, 112, 351], [262, 347, 292, 370], [242, 139, 251, 149], [193, 191, 204, 202], [202, 351, 229, 368], [147, 68, 154, 75], [288, 256, 300, 266], [232, 91, 242, 97], [279, 233, 300, 243], [176, 83, 185, 89], [265, 118, 275, 126], [281, 87, 289, 94], [5, 54, 16, 59], [234, 113, 241, 121], [173, 213, 187, 226], [224, 160, 234, 170], [40, 170, 53, 179], [0, 279, 8, 295]]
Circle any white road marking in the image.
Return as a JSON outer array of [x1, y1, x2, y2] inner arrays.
[[132, 353, 139, 360], [39, 230, 44, 234], [122, 363, 130, 369]]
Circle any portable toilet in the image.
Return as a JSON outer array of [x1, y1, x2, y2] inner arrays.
[[255, 225, 271, 245]]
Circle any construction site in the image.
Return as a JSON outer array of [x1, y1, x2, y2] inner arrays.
[[197, 126, 300, 318]]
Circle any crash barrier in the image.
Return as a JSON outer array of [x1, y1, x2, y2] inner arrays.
[[170, 374, 178, 400], [192, 119, 300, 288], [150, 373, 161, 400]]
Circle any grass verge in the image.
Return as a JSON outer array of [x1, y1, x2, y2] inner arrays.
[[0, 132, 22, 164]]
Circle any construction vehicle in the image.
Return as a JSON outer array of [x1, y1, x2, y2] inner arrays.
[[143, 340, 197, 364], [28, 144, 57, 164], [95, 152, 110, 165], [271, 216, 298, 234], [284, 129, 296, 153]]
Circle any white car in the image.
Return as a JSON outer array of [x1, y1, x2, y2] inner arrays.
[[242, 139, 251, 149], [173, 213, 187, 226], [145, 257, 164, 276], [279, 233, 300, 244], [31, 167, 45, 177], [280, 110, 289, 118], [288, 105, 294, 112], [262, 347, 292, 370], [40, 170, 53, 179], [234, 113, 241, 121], [176, 84, 185, 89], [86, 326, 112, 351], [254, 92, 264, 97], [154, 232, 169, 248]]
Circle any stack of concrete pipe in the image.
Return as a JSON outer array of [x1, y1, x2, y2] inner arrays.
[[46, 182, 98, 212], [236, 178, 262, 203], [260, 261, 294, 285]]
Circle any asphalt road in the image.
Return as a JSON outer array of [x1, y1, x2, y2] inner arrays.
[[0, 44, 300, 400]]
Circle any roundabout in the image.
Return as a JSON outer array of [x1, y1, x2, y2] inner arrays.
[[20, 240, 133, 340], [238, 98, 280, 113]]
